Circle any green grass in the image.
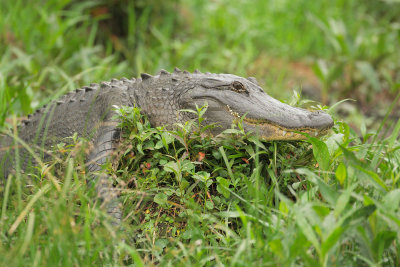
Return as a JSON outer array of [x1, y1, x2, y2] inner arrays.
[[1, 105, 400, 265], [1, 0, 400, 266], [1, 0, 398, 122]]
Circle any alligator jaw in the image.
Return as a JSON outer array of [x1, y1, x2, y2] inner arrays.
[[240, 119, 332, 140], [226, 104, 334, 141]]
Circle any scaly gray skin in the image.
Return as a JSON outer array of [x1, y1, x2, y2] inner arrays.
[[0, 68, 333, 224]]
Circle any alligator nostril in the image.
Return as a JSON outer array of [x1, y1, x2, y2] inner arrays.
[[308, 111, 319, 118], [309, 110, 326, 118]]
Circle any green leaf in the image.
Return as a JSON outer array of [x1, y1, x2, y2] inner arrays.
[[308, 137, 330, 171], [353, 165, 388, 191], [154, 193, 168, 206], [198, 103, 208, 118], [342, 205, 376, 227], [244, 145, 255, 158], [161, 132, 174, 149], [325, 133, 344, 156], [206, 179, 213, 188], [321, 226, 344, 257], [295, 208, 321, 255], [154, 140, 164, 149], [335, 163, 347, 185], [181, 160, 195, 173], [163, 161, 179, 174], [193, 171, 211, 185], [334, 189, 351, 217], [339, 145, 364, 167], [248, 136, 267, 150], [279, 201, 289, 215], [181, 178, 190, 190], [313, 60, 328, 82], [136, 143, 144, 155], [388, 118, 400, 147], [219, 146, 234, 180], [179, 108, 198, 114], [372, 231, 396, 259], [155, 239, 168, 251], [382, 189, 400, 213], [216, 177, 231, 198], [269, 239, 285, 260], [312, 175, 339, 206], [205, 200, 214, 210]]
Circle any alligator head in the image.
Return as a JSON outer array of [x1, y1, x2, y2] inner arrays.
[[132, 69, 333, 140]]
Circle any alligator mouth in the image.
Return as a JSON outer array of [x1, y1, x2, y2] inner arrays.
[[225, 105, 333, 140]]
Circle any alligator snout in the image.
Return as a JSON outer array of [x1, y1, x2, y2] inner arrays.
[[306, 110, 334, 129]]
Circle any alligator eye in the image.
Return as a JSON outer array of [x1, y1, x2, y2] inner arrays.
[[231, 81, 247, 93]]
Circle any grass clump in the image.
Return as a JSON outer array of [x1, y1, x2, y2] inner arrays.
[[115, 105, 400, 266], [114, 104, 313, 247]]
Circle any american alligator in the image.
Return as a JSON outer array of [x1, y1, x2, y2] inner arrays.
[[0, 68, 333, 224]]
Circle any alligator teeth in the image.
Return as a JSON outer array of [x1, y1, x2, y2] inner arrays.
[[226, 105, 240, 118], [282, 130, 287, 136]]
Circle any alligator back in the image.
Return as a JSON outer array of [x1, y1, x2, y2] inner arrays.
[[0, 80, 133, 178]]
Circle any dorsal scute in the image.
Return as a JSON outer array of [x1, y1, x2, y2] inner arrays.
[[247, 77, 259, 86], [158, 69, 170, 76], [83, 86, 95, 92], [141, 73, 153, 80], [100, 81, 111, 89], [121, 77, 135, 87]]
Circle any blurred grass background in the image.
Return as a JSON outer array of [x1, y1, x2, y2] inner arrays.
[[1, 0, 400, 266]]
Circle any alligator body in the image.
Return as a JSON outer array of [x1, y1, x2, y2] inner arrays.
[[0, 68, 333, 224]]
